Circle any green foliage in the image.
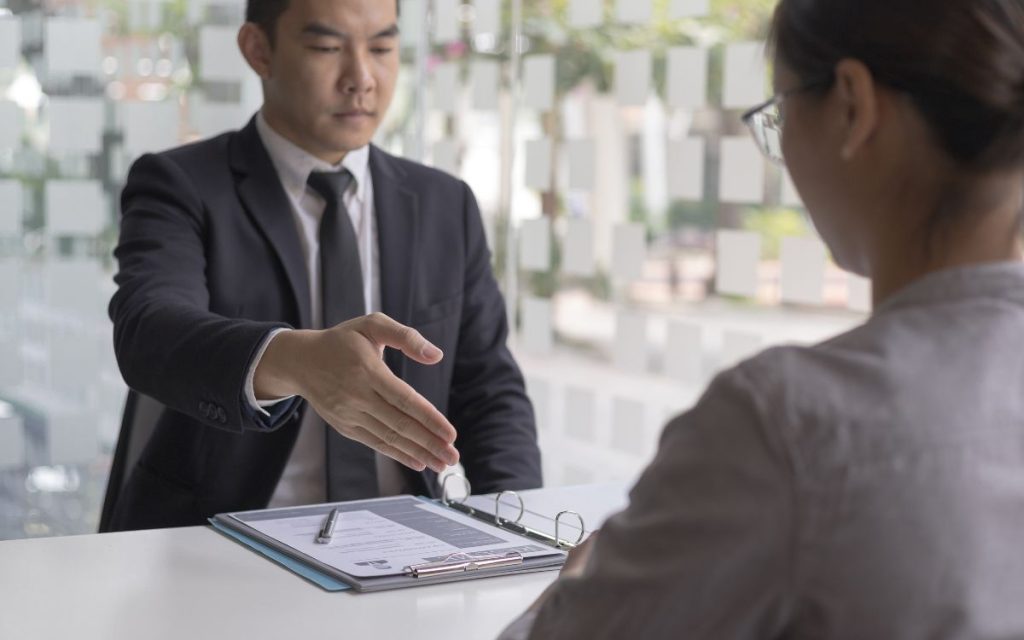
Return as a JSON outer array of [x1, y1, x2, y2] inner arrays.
[[742, 207, 810, 259]]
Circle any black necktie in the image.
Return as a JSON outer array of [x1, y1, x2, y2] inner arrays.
[[307, 170, 378, 502]]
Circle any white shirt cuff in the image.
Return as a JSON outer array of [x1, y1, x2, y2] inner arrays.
[[496, 611, 537, 640], [245, 328, 296, 417]]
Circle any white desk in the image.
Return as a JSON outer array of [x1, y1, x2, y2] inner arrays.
[[0, 483, 628, 640]]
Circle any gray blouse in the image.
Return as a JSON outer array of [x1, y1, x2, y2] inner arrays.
[[501, 261, 1024, 639]]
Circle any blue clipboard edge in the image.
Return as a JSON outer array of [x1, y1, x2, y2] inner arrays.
[[208, 519, 351, 592]]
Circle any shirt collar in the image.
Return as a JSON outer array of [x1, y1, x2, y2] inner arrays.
[[875, 260, 1024, 316], [256, 111, 370, 204]]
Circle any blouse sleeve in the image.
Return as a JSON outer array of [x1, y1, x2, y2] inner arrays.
[[522, 364, 798, 639]]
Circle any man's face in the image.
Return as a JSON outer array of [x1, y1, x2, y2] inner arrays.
[[255, 0, 400, 163]]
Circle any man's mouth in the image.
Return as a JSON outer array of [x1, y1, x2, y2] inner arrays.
[[335, 109, 374, 118]]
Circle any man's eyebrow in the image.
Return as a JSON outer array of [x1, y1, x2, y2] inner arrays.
[[301, 22, 347, 39], [300, 22, 400, 40], [372, 24, 400, 39]]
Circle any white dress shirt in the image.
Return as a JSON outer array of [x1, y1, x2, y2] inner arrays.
[[245, 112, 406, 508]]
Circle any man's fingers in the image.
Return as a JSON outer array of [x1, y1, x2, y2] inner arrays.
[[340, 423, 428, 472], [371, 369, 458, 447], [357, 411, 452, 473], [359, 313, 443, 365], [364, 395, 459, 467]]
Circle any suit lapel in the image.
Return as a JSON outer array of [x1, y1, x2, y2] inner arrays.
[[230, 118, 313, 329], [370, 146, 418, 376]]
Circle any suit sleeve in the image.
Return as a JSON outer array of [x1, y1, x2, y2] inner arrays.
[[109, 152, 300, 433], [447, 181, 543, 494], [522, 365, 796, 639]]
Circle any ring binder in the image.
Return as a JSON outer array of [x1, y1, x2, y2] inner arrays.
[[404, 551, 524, 578], [440, 474, 587, 549], [494, 490, 524, 525], [554, 511, 586, 548], [211, 476, 618, 592]]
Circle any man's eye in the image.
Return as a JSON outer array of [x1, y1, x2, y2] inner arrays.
[[309, 46, 339, 53], [371, 48, 393, 55]]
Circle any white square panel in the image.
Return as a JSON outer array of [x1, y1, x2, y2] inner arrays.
[[400, 0, 428, 48], [0, 100, 22, 151], [48, 411, 100, 466], [667, 46, 708, 110], [473, 0, 501, 36], [0, 181, 23, 236], [780, 236, 827, 306], [122, 101, 179, 155], [611, 397, 646, 457], [723, 41, 767, 109], [721, 330, 762, 369], [432, 62, 459, 113], [199, 25, 247, 81], [562, 218, 595, 277], [470, 60, 500, 111], [564, 386, 595, 442], [526, 376, 551, 433], [665, 321, 703, 382], [48, 98, 104, 155], [715, 229, 761, 298], [848, 274, 872, 313], [519, 216, 551, 272], [432, 0, 460, 44], [669, 0, 710, 18], [521, 296, 554, 354], [782, 170, 803, 207], [523, 55, 555, 112], [569, 0, 603, 28], [0, 16, 21, 71], [46, 180, 107, 236], [718, 136, 765, 204], [0, 416, 25, 469], [612, 222, 646, 281], [667, 137, 705, 201], [616, 0, 652, 24], [613, 310, 648, 374], [525, 138, 553, 191], [44, 18, 101, 77], [566, 139, 595, 191], [615, 49, 652, 107], [44, 260, 104, 314], [129, 0, 171, 31], [431, 139, 459, 175], [190, 99, 246, 138]]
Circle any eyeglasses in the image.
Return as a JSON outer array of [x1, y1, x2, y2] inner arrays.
[[741, 79, 833, 166]]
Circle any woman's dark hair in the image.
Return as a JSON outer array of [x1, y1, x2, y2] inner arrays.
[[246, 0, 401, 45], [769, 0, 1024, 171]]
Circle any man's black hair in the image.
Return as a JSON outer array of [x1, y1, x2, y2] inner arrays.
[[246, 0, 401, 45]]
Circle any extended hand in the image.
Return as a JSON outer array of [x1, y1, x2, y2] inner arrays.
[[254, 313, 460, 473]]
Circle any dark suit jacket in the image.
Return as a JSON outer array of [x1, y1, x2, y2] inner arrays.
[[104, 116, 542, 531]]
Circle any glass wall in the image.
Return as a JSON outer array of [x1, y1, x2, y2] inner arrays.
[[0, 0, 867, 540]]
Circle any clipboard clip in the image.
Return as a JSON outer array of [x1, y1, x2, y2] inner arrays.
[[404, 551, 524, 578]]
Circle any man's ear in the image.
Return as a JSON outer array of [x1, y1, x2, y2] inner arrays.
[[833, 58, 879, 161], [238, 23, 273, 79]]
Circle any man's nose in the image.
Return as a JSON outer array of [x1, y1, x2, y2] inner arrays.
[[340, 51, 375, 94]]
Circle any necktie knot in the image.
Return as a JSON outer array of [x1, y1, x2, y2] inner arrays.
[[307, 169, 354, 204]]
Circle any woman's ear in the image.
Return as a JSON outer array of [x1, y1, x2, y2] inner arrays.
[[833, 58, 879, 161], [238, 23, 273, 80]]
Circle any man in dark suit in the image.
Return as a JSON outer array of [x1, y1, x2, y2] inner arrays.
[[103, 0, 541, 531]]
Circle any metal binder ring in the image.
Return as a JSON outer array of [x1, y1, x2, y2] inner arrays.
[[441, 474, 471, 506], [494, 491, 524, 526], [554, 510, 586, 549]]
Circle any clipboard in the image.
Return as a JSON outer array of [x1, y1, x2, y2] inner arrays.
[[210, 475, 588, 593]]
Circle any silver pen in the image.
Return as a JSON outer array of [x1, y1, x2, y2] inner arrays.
[[315, 507, 340, 544]]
